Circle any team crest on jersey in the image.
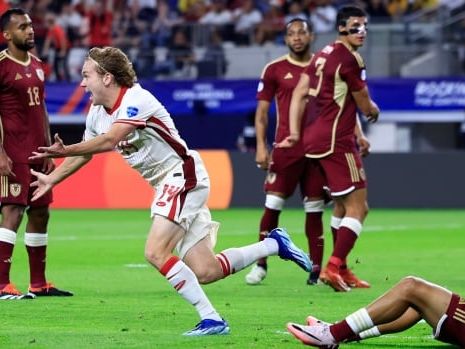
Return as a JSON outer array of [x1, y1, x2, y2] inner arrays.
[[36, 69, 45, 81], [9, 183, 21, 197], [126, 106, 139, 118], [266, 172, 277, 184]]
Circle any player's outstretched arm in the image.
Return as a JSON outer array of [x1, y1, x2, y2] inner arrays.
[[30, 123, 136, 161], [30, 155, 92, 201]]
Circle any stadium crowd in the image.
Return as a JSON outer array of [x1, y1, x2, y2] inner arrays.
[[0, 0, 463, 80]]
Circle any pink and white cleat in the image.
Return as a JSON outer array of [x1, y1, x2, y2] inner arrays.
[[306, 315, 330, 326], [286, 322, 339, 348]]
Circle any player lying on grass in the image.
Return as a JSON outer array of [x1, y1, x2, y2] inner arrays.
[[28, 46, 312, 336], [286, 276, 465, 347]]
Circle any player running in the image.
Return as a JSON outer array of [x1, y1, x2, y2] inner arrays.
[[28, 46, 312, 335]]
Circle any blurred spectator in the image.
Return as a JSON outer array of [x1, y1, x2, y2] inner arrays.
[[112, 6, 142, 50], [128, 0, 157, 22], [199, 0, 234, 41], [387, 0, 410, 20], [232, 0, 263, 45], [57, 2, 86, 47], [154, 28, 196, 77], [255, 1, 285, 44], [134, 33, 155, 77], [284, 1, 308, 24], [42, 11, 71, 81], [309, 0, 337, 33], [365, 0, 391, 22], [83, 0, 113, 47], [182, 0, 207, 22], [199, 0, 233, 25], [197, 28, 228, 77], [178, 0, 202, 15], [151, 0, 183, 47]]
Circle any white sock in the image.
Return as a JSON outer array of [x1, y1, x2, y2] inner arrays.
[[345, 308, 374, 334], [330, 216, 342, 230], [216, 239, 278, 276], [162, 256, 221, 321], [359, 326, 381, 339], [24, 232, 48, 247]]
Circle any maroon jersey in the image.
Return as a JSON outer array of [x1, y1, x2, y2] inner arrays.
[[302, 41, 366, 157], [0, 50, 48, 164], [256, 54, 309, 157]]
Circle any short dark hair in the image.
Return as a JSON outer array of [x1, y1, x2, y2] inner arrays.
[[0, 8, 27, 32], [336, 6, 366, 29], [286, 18, 313, 33]]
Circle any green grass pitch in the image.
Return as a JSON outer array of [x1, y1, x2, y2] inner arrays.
[[2, 208, 464, 348]]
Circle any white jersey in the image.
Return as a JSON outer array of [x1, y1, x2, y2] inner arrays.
[[84, 84, 191, 186], [84, 83, 218, 258]]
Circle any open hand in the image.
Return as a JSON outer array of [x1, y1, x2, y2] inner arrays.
[[30, 168, 54, 201], [30, 133, 67, 161]]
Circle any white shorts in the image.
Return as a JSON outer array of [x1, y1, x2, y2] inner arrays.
[[150, 151, 219, 259]]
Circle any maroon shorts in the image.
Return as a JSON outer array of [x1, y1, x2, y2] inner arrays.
[[0, 162, 53, 207], [316, 150, 366, 197], [264, 147, 326, 199], [436, 293, 465, 347]]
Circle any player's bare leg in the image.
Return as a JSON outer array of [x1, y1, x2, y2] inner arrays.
[[350, 307, 422, 341], [145, 215, 227, 335], [328, 277, 452, 343], [287, 277, 452, 346]]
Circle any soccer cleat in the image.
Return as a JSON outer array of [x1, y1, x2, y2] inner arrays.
[[182, 318, 230, 336], [245, 264, 267, 285], [28, 282, 73, 297], [340, 267, 370, 288], [287, 322, 339, 348], [267, 228, 312, 272], [307, 269, 321, 285], [0, 283, 35, 300], [319, 267, 351, 292], [306, 315, 330, 326]]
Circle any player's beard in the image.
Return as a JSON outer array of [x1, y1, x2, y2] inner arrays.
[[14, 39, 35, 52], [289, 42, 310, 59]]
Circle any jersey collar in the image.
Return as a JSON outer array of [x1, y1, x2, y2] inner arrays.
[[105, 86, 128, 115]]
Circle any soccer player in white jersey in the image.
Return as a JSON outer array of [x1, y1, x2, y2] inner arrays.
[[28, 47, 312, 336]]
